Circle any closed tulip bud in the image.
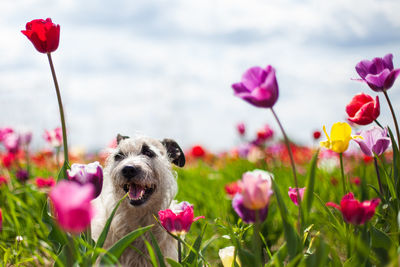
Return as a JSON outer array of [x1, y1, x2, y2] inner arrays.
[[158, 201, 204, 236], [21, 18, 60, 54], [49, 181, 94, 233]]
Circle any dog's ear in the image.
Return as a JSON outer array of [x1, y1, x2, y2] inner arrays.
[[116, 134, 129, 145], [161, 139, 185, 167]]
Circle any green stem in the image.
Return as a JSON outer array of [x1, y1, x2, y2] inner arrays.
[[47, 53, 69, 179], [178, 238, 182, 264], [339, 153, 346, 195], [253, 210, 262, 266], [374, 119, 384, 129], [383, 90, 400, 151], [373, 157, 384, 197], [270, 108, 303, 229]]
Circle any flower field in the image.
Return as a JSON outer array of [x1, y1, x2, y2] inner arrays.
[[1, 18, 400, 266]]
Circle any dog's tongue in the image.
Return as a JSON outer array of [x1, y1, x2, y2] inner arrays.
[[129, 184, 145, 200]]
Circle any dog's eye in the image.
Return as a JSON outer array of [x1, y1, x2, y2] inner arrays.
[[114, 152, 125, 161], [141, 146, 155, 158]]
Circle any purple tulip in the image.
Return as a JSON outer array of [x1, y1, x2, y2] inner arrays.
[[20, 131, 32, 146], [16, 169, 29, 182], [356, 53, 400, 92], [232, 65, 279, 108], [353, 126, 391, 157], [232, 193, 269, 224], [67, 161, 103, 198]]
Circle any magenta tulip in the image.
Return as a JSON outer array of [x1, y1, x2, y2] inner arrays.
[[326, 192, 380, 225], [158, 201, 204, 236], [288, 187, 305, 206], [49, 181, 94, 233]]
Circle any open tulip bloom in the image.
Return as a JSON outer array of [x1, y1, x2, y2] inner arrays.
[[232, 65, 279, 108], [326, 192, 380, 225], [67, 161, 103, 198], [346, 93, 380, 125], [320, 122, 360, 154], [355, 53, 400, 92], [353, 126, 391, 157]]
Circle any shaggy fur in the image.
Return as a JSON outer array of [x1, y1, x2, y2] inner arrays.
[[92, 135, 185, 266]]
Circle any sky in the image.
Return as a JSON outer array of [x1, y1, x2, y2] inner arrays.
[[1, 0, 400, 152]]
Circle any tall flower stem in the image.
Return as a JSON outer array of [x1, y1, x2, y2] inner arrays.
[[253, 210, 262, 266], [178, 238, 182, 263], [383, 90, 400, 151], [270, 108, 303, 227], [339, 153, 346, 194], [47, 53, 69, 178], [373, 157, 384, 196]]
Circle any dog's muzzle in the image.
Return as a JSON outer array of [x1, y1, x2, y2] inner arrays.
[[121, 166, 156, 206]]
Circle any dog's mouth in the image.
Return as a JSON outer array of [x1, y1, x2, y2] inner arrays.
[[123, 182, 156, 206]]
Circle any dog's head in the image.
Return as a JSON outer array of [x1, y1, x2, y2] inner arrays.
[[106, 134, 185, 210]]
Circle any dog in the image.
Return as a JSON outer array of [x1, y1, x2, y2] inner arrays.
[[92, 134, 185, 266]]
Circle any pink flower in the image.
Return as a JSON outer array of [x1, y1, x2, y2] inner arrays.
[[158, 201, 204, 235], [237, 123, 246, 136], [326, 192, 380, 225], [44, 127, 62, 148], [240, 170, 273, 210], [2, 132, 20, 154], [35, 177, 55, 188], [49, 181, 94, 233], [288, 187, 305, 206], [0, 127, 13, 142]]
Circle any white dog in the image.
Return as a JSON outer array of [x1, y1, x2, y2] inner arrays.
[[92, 134, 185, 266]]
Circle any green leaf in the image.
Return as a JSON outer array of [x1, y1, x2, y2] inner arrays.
[[272, 179, 301, 259], [150, 233, 167, 267], [304, 149, 319, 219], [166, 258, 182, 267], [183, 224, 206, 264], [41, 200, 67, 254], [57, 160, 70, 181], [100, 225, 153, 265], [94, 194, 128, 251], [388, 127, 400, 195], [370, 226, 392, 250], [145, 240, 159, 267]]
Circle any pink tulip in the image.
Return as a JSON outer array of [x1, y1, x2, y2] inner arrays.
[[158, 201, 204, 235], [49, 181, 94, 233], [288, 187, 305, 206], [44, 127, 62, 148], [326, 192, 380, 225], [237, 122, 246, 136], [240, 170, 273, 210]]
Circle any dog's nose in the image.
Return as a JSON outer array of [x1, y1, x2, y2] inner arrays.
[[122, 166, 140, 178]]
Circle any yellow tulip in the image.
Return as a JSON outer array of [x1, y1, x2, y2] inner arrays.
[[219, 246, 240, 267], [320, 122, 359, 153]]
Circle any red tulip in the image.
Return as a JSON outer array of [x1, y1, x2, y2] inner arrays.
[[224, 181, 242, 199], [158, 201, 204, 235], [326, 192, 380, 225], [346, 93, 380, 125], [35, 177, 56, 188], [21, 18, 60, 54], [189, 145, 206, 158], [313, 130, 321, 140]]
